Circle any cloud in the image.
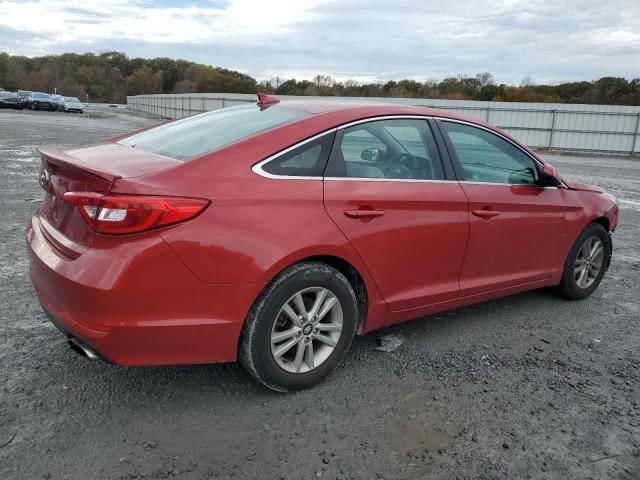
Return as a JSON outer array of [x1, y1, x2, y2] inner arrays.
[[0, 0, 638, 84]]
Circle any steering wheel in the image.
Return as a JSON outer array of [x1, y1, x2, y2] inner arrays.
[[382, 153, 417, 179]]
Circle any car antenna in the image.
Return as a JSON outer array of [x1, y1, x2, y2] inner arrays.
[[256, 93, 279, 107]]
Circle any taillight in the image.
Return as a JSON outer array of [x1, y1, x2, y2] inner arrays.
[[63, 192, 210, 235]]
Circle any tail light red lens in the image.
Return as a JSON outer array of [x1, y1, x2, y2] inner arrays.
[[63, 192, 210, 235]]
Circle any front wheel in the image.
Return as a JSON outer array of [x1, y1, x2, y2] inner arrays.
[[557, 223, 611, 300], [239, 262, 358, 392]]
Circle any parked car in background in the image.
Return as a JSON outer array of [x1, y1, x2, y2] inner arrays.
[[30, 92, 55, 111], [59, 96, 84, 113], [0, 91, 24, 110], [27, 95, 619, 392], [50, 94, 64, 110], [17, 90, 32, 107]]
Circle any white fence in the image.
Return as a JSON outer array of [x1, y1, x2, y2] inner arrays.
[[127, 93, 640, 156]]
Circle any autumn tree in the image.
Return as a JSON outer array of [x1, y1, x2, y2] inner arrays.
[[0, 51, 638, 105], [126, 66, 163, 95]]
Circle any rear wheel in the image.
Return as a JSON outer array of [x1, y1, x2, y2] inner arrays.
[[557, 223, 611, 300], [239, 261, 358, 392]]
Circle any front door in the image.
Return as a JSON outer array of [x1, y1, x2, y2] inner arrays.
[[323, 118, 469, 311], [438, 120, 567, 297]]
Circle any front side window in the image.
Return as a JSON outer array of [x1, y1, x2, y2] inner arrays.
[[261, 132, 335, 177], [327, 119, 444, 180], [118, 104, 310, 161], [442, 121, 539, 185]]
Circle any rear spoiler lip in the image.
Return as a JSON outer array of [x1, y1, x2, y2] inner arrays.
[[38, 146, 121, 184]]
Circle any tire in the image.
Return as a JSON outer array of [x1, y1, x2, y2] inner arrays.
[[239, 261, 358, 392], [557, 222, 611, 300]]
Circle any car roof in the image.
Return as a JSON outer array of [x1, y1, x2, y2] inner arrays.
[[277, 99, 482, 125]]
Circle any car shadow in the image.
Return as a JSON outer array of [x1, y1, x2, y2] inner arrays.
[[33, 287, 578, 406]]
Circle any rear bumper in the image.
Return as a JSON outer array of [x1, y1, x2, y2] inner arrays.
[[27, 215, 264, 366], [40, 303, 111, 362]]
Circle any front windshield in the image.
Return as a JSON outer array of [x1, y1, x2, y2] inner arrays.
[[65, 97, 80, 102]]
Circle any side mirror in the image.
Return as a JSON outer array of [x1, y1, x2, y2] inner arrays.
[[539, 163, 561, 186], [508, 167, 536, 185], [361, 149, 374, 161]]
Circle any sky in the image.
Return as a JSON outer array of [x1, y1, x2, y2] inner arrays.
[[0, 0, 639, 85]]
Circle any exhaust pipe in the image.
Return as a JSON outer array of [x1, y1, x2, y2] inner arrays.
[[68, 338, 99, 360]]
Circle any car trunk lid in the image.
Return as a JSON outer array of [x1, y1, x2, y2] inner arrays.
[[37, 143, 181, 248]]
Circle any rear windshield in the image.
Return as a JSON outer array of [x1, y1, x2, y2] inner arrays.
[[33, 93, 49, 99], [118, 104, 310, 161]]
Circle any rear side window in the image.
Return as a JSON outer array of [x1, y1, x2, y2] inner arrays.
[[327, 119, 444, 180], [261, 132, 335, 177], [118, 104, 310, 161]]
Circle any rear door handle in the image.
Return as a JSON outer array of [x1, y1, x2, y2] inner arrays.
[[343, 209, 385, 219], [472, 209, 500, 219]]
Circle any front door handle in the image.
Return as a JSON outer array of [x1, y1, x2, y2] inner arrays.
[[343, 209, 385, 219], [472, 209, 500, 219]]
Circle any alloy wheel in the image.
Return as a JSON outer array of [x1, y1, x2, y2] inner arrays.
[[574, 236, 604, 289], [270, 287, 343, 373]]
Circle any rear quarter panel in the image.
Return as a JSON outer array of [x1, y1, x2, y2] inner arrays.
[[129, 174, 391, 334], [157, 177, 339, 284]]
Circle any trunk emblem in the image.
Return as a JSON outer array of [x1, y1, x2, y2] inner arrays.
[[39, 169, 50, 188]]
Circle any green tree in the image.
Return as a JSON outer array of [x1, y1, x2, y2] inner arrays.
[[126, 66, 163, 95]]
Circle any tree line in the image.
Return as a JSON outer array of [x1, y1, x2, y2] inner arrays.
[[1, 51, 639, 106]]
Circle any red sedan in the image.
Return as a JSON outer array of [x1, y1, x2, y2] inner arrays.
[[27, 94, 619, 391]]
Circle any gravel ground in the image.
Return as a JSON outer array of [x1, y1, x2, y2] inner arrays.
[[1, 108, 639, 480]]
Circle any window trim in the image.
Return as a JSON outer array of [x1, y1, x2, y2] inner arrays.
[[260, 130, 336, 178], [252, 114, 563, 188], [253, 115, 449, 181], [252, 128, 338, 180]]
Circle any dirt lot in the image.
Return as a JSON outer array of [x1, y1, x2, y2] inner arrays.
[[1, 107, 639, 480]]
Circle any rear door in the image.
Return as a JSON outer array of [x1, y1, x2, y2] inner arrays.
[[323, 118, 469, 312], [437, 120, 567, 296]]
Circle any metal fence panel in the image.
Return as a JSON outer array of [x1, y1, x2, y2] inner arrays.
[[127, 93, 640, 156]]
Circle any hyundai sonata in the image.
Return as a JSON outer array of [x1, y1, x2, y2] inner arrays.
[[26, 94, 618, 391]]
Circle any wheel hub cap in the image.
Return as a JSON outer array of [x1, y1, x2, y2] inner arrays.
[[573, 236, 604, 290], [270, 287, 344, 374]]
